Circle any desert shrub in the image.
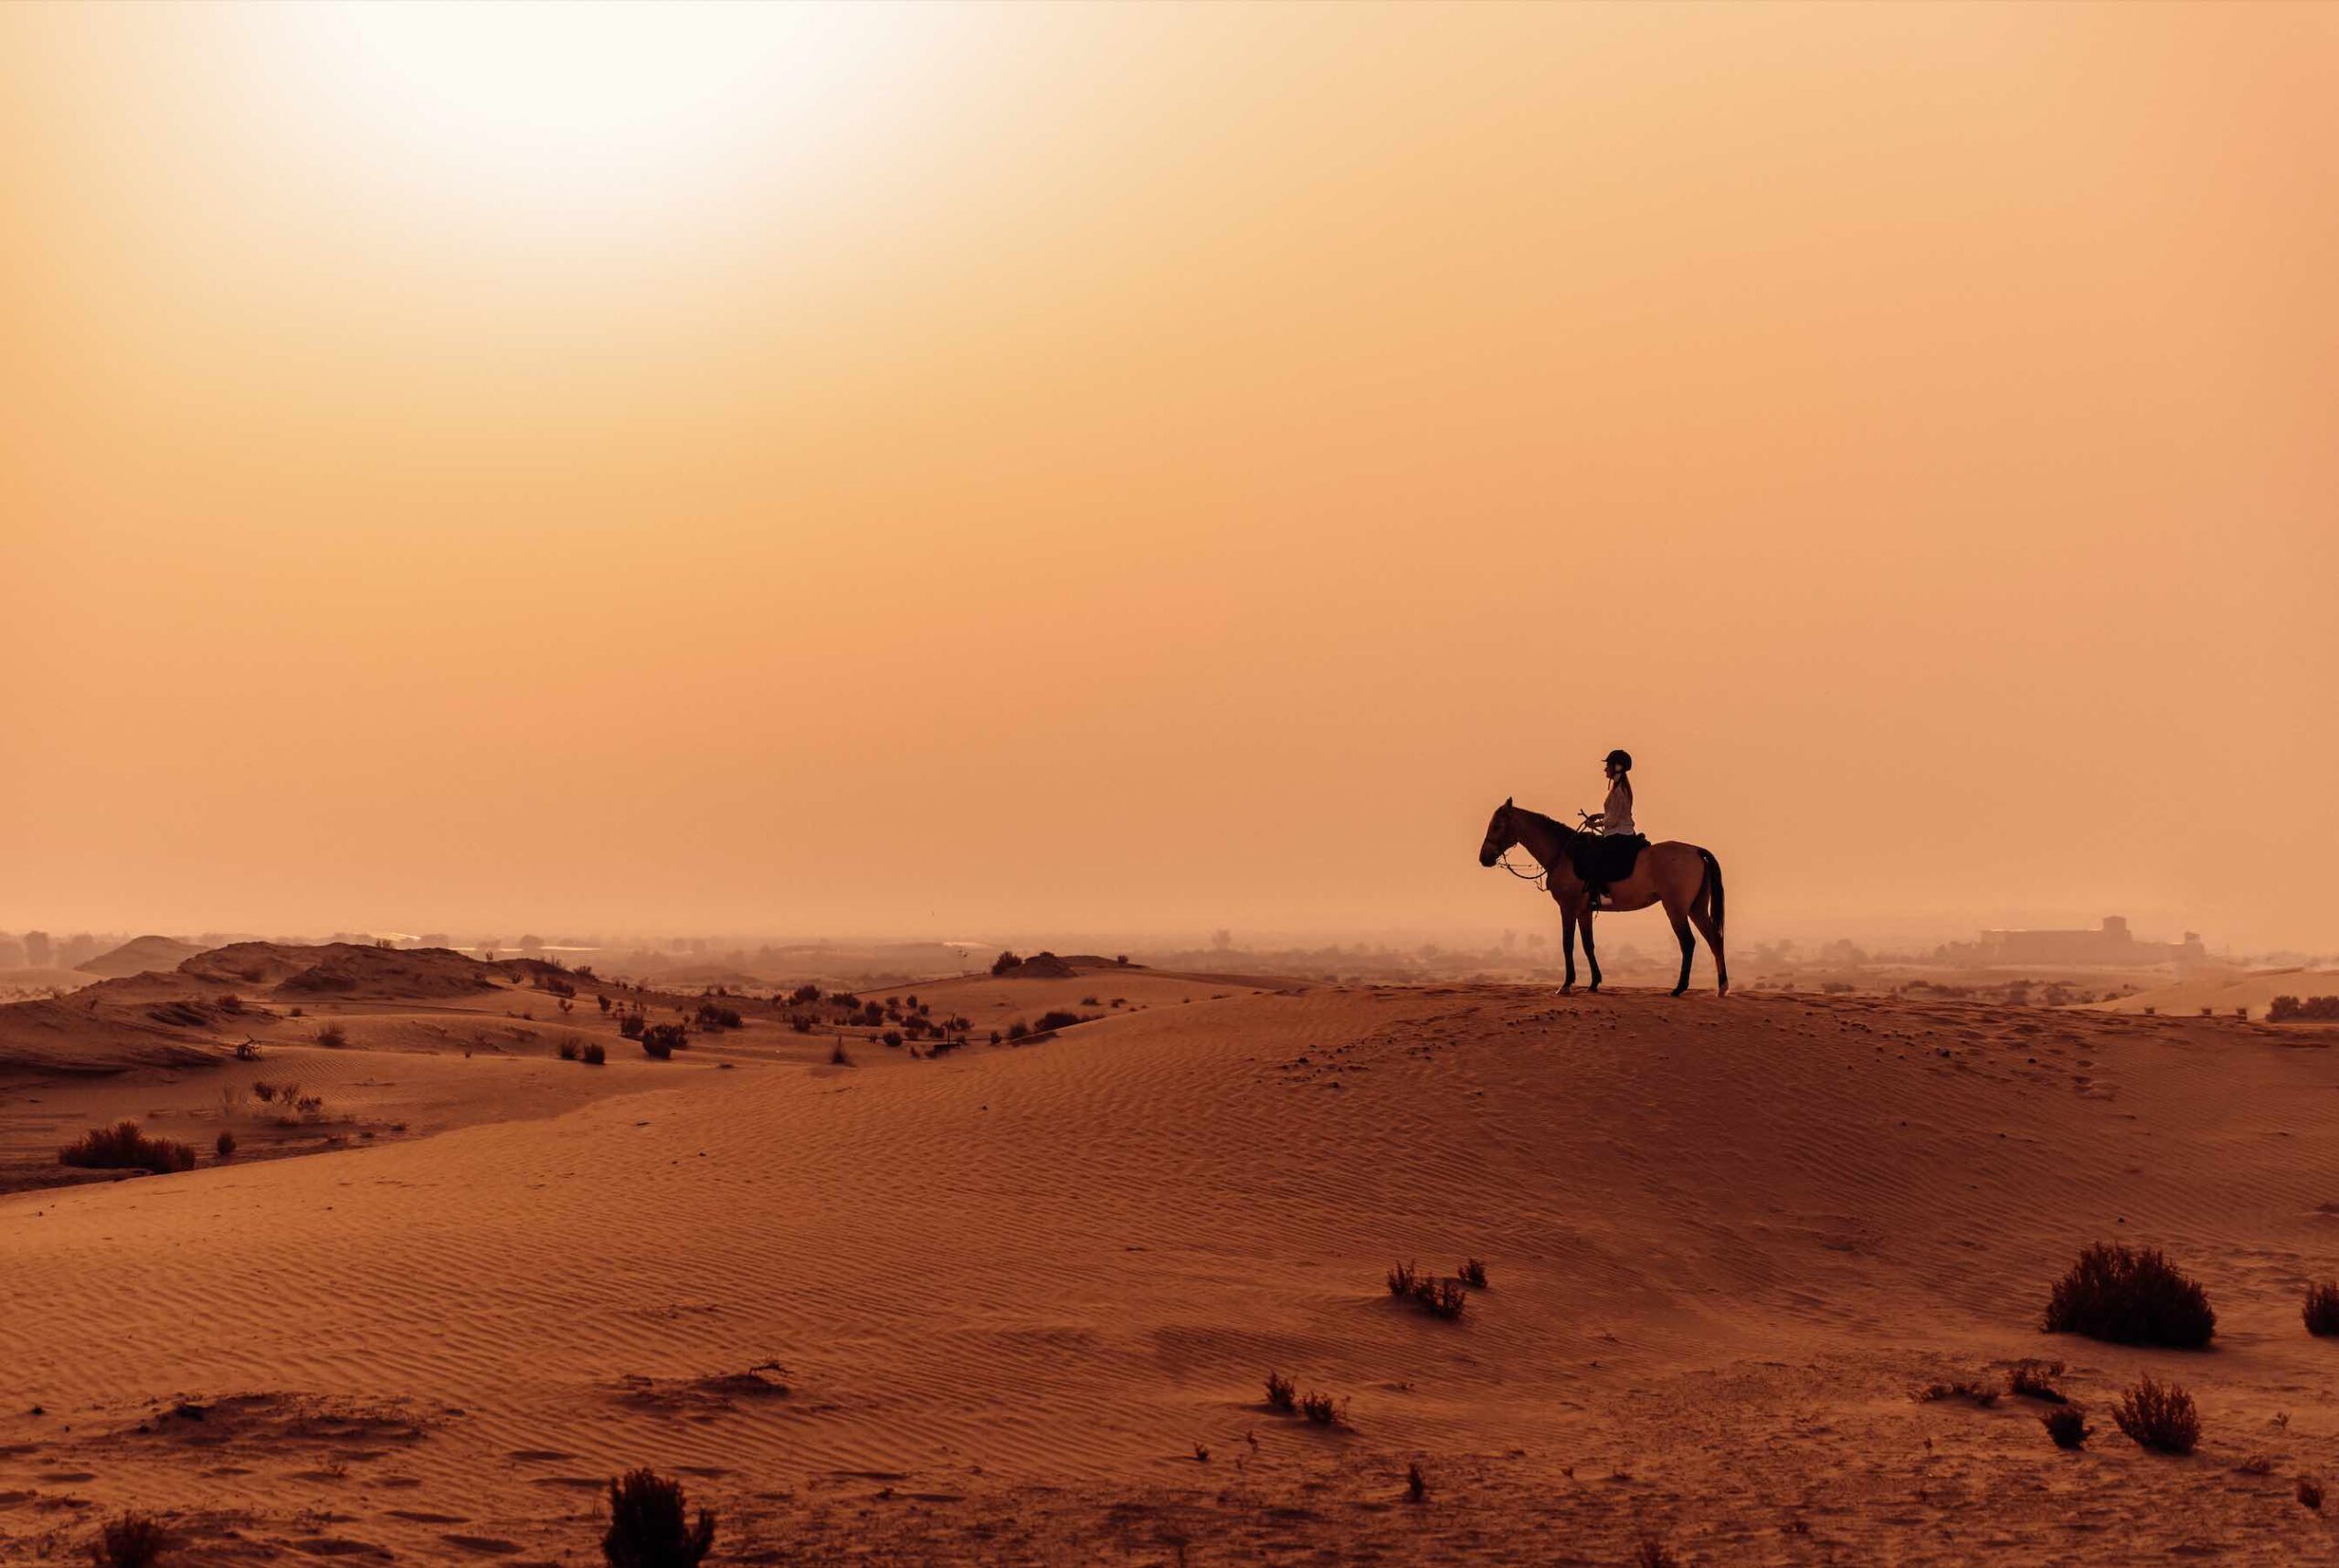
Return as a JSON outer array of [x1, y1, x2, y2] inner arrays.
[[2007, 1359, 2067, 1403], [2270, 995, 2339, 1022], [1081, 995, 1100, 1007], [217, 993, 243, 1014], [789, 1013, 813, 1033], [1460, 1258, 1488, 1288], [620, 1012, 646, 1040], [1405, 1461, 1425, 1503], [215, 1130, 237, 1159], [598, 994, 613, 1013], [882, 1031, 904, 1048], [2043, 1243, 2215, 1348], [1918, 1379, 1998, 1408], [2301, 1476, 2324, 1510], [558, 1039, 580, 1061], [640, 1024, 686, 1060], [694, 1003, 743, 1031], [92, 1512, 171, 1568], [1264, 1371, 1296, 1412], [991, 950, 1021, 976], [316, 1022, 348, 1047], [538, 974, 577, 998], [59, 1122, 196, 1174], [2304, 1281, 2339, 1336], [1298, 1389, 1344, 1425], [1034, 1010, 1088, 1032], [988, 1030, 1002, 1045], [1387, 1261, 1420, 1298], [1006, 1021, 1030, 1042], [1632, 1537, 1678, 1568], [789, 983, 822, 1004], [582, 1042, 606, 1065], [1416, 1277, 1468, 1320], [2110, 1374, 2200, 1454], [602, 1467, 715, 1568], [252, 1080, 280, 1103], [2237, 1453, 2275, 1476], [233, 1038, 262, 1061], [2042, 1406, 2090, 1449], [830, 1039, 852, 1066]]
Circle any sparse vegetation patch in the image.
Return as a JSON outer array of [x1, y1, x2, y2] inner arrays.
[[2043, 1243, 2215, 1348], [60, 1121, 196, 1175], [2110, 1374, 2200, 1455], [602, 1467, 715, 1568]]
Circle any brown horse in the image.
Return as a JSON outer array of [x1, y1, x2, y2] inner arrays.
[[1477, 798, 1727, 996]]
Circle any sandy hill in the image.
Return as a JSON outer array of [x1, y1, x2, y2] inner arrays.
[[2088, 967, 2339, 1020], [3, 986, 2334, 1562], [79, 935, 208, 980]]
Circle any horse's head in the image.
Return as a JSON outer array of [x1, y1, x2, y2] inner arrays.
[[1478, 797, 1517, 867]]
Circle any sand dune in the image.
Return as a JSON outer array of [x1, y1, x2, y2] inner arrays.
[[4, 982, 2337, 1562], [2090, 968, 2339, 1022], [78, 937, 210, 981]]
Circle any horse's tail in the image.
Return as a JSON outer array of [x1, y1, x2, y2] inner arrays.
[[1698, 848, 1724, 932]]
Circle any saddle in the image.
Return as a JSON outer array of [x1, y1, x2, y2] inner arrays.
[[1568, 832, 1649, 888]]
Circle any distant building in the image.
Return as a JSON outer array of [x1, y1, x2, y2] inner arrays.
[[1974, 916, 2204, 968]]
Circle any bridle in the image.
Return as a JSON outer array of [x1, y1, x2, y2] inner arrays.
[[1484, 809, 1551, 889]]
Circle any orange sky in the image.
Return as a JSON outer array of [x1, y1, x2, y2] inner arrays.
[[5, 3, 2334, 950]]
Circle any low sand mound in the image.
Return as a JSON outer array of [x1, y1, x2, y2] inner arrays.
[[187, 941, 501, 999], [2088, 967, 2339, 1019], [79, 934, 208, 979], [3, 987, 2331, 1561]]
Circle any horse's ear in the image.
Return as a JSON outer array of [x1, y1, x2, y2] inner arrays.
[[1503, 796, 1513, 809]]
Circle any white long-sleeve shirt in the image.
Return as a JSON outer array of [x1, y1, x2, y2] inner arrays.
[[1598, 780, 1635, 836]]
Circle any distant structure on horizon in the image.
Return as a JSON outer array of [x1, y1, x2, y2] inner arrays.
[[1970, 916, 2205, 968]]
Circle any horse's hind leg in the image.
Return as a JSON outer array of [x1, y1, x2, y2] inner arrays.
[[1558, 905, 1578, 994], [1580, 911, 1603, 993], [1667, 906, 1695, 997], [1688, 902, 1728, 996]]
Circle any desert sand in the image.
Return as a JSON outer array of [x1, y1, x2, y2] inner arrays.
[[4, 950, 2338, 1563]]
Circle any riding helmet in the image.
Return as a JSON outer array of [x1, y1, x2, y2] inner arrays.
[[1604, 748, 1633, 770]]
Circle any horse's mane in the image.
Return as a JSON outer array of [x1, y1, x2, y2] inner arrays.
[[1510, 805, 1577, 842]]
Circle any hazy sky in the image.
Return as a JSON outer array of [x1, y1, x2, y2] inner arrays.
[[5, 3, 2334, 949]]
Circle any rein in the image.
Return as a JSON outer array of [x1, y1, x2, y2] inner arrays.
[[1495, 851, 1549, 889]]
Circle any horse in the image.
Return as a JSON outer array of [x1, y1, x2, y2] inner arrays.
[[1477, 798, 1727, 996]]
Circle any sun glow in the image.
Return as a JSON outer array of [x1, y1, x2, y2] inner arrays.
[[276, 2, 945, 228]]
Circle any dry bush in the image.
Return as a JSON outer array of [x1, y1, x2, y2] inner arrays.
[[1298, 1389, 1345, 1426], [1264, 1371, 1296, 1413], [619, 1012, 647, 1040], [1460, 1258, 1488, 1289], [2304, 1281, 2339, 1337], [1632, 1535, 1678, 1568], [558, 1039, 580, 1061], [59, 1122, 196, 1175], [2237, 1454, 2275, 1476], [92, 1513, 171, 1568], [2042, 1406, 2091, 1449], [640, 1023, 687, 1059], [582, 1042, 606, 1065], [2111, 1374, 2200, 1455], [316, 1022, 348, 1048], [1033, 1010, 1090, 1032], [2007, 1359, 2068, 1403], [1919, 1378, 1999, 1408], [1405, 1461, 1426, 1503], [830, 1038, 852, 1066], [1006, 1021, 1030, 1042], [602, 1467, 714, 1568], [215, 1130, 236, 1159], [2299, 1475, 2324, 1510], [694, 1003, 743, 1031], [1387, 1261, 1421, 1298], [1412, 1277, 1468, 1321], [2043, 1243, 2215, 1348]]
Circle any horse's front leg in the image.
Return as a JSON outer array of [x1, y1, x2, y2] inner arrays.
[[1558, 903, 1577, 994]]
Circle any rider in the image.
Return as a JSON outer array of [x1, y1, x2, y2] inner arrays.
[[1588, 748, 1635, 838], [1582, 748, 1635, 908]]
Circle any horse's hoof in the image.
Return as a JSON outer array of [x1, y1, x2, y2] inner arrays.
[[1588, 984, 1601, 994], [1669, 987, 1687, 998], [1558, 984, 1574, 996]]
